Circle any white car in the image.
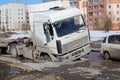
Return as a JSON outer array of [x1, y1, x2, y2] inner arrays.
[[100, 33, 120, 60]]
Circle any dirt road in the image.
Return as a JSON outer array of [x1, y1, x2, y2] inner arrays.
[[1, 52, 120, 80]]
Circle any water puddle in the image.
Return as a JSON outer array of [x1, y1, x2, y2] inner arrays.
[[9, 70, 20, 75], [97, 77, 106, 80]]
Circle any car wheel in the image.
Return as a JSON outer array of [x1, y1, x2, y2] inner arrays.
[[104, 52, 111, 60]]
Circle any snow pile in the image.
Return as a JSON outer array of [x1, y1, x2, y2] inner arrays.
[[5, 31, 31, 39], [90, 30, 120, 41], [22, 62, 61, 71], [68, 67, 101, 77]]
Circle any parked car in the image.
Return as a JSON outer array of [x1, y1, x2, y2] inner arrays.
[[100, 33, 120, 60]]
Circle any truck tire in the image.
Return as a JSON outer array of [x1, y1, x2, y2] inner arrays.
[[40, 54, 51, 61], [9, 44, 18, 57], [0, 48, 1, 55]]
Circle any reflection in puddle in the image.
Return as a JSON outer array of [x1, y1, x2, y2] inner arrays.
[[9, 70, 20, 75], [97, 77, 106, 80], [84, 52, 104, 68]]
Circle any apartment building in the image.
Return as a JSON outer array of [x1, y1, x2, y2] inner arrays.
[[107, 0, 120, 30], [69, 0, 78, 7], [0, 3, 26, 31], [87, 0, 120, 30], [87, 0, 106, 30]]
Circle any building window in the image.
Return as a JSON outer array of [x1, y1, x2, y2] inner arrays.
[[94, 6, 98, 9], [100, 11, 104, 15], [109, 11, 111, 15], [94, 0, 98, 3], [108, 0, 111, 2], [108, 5, 111, 8], [117, 11, 119, 15], [93, 12, 99, 16], [117, 18, 119, 21], [100, 5, 104, 9], [99, 18, 103, 21], [88, 12, 93, 16], [18, 21, 20, 24], [117, 5, 119, 8], [21, 9, 23, 11], [88, 0, 93, 4], [108, 11, 111, 15], [88, 6, 93, 10], [88, 18, 93, 22], [18, 13, 20, 15], [21, 17, 23, 19]]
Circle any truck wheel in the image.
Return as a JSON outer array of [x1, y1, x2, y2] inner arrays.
[[0, 48, 1, 55], [9, 45, 18, 57], [104, 52, 111, 60], [40, 54, 51, 61]]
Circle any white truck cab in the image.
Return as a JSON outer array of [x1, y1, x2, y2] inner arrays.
[[25, 1, 91, 61]]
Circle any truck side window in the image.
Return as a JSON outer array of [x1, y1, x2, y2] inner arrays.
[[49, 24, 54, 36], [43, 23, 54, 36]]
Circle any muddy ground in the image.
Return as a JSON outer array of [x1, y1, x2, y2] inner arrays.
[[0, 39, 120, 80], [0, 51, 120, 80]]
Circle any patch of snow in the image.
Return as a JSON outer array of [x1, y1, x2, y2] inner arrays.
[[68, 67, 101, 76], [5, 31, 31, 40], [90, 30, 120, 41], [22, 62, 61, 71], [112, 68, 120, 71]]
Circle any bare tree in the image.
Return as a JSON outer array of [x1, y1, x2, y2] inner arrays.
[[118, 22, 120, 30], [103, 15, 113, 32], [22, 22, 30, 31], [93, 19, 100, 30]]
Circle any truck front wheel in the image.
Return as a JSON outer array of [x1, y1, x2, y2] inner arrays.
[[0, 48, 1, 55], [9, 44, 18, 57], [40, 53, 51, 61]]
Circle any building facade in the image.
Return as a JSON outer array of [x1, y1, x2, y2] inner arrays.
[[87, 0, 120, 30], [107, 0, 120, 30], [87, 0, 106, 30], [0, 3, 27, 31]]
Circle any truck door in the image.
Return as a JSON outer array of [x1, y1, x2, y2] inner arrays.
[[43, 22, 57, 54], [33, 22, 47, 46], [44, 23, 54, 43]]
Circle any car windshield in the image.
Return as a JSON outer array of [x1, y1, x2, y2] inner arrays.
[[53, 15, 86, 37]]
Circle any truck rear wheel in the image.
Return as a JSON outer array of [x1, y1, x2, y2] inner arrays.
[[9, 44, 18, 57]]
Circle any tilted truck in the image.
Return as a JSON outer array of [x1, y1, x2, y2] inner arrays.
[[0, 1, 91, 61]]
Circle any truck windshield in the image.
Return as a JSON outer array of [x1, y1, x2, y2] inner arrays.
[[53, 15, 86, 37]]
